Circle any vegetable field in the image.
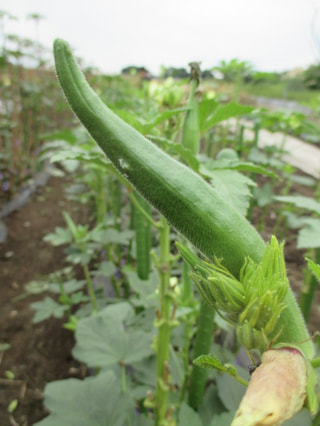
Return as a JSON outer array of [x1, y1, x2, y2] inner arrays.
[[2, 23, 320, 426]]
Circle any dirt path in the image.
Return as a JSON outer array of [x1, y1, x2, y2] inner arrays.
[[231, 118, 320, 178]]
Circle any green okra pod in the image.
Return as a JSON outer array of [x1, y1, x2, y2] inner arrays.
[[53, 39, 314, 358]]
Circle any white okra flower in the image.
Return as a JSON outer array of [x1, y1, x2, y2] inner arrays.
[[232, 347, 307, 426]]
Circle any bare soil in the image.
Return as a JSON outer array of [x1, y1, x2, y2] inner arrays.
[[0, 171, 319, 425], [0, 176, 90, 425]]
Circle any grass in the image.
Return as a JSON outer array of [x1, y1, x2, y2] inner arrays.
[[239, 81, 320, 105], [205, 80, 320, 106]]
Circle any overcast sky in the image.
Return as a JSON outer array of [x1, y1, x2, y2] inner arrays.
[[1, 0, 320, 75]]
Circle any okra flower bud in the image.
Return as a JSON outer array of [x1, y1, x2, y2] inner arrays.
[[178, 236, 289, 349], [232, 347, 307, 425]]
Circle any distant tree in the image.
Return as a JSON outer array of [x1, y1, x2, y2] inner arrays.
[[201, 69, 213, 79], [162, 67, 189, 79], [121, 66, 152, 79], [213, 58, 253, 82], [251, 71, 281, 84], [303, 63, 320, 89]]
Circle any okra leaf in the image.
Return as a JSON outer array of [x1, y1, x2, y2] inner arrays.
[[34, 370, 134, 426], [50, 147, 110, 168], [198, 98, 219, 134], [93, 260, 117, 277], [116, 107, 186, 134], [198, 384, 226, 425], [43, 227, 72, 246], [144, 108, 187, 133], [203, 148, 278, 178], [253, 183, 274, 208], [90, 228, 134, 245], [216, 372, 246, 412], [49, 279, 86, 294], [274, 195, 320, 215], [178, 402, 202, 426], [147, 135, 200, 171], [131, 415, 153, 426], [193, 354, 237, 376], [209, 411, 235, 426], [124, 267, 158, 309], [201, 102, 254, 133], [202, 168, 255, 216], [31, 297, 68, 323], [297, 219, 320, 249], [72, 302, 154, 368]]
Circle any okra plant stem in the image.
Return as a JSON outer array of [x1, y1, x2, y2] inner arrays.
[[128, 191, 160, 229], [188, 301, 215, 409], [82, 262, 97, 314], [154, 216, 172, 424]]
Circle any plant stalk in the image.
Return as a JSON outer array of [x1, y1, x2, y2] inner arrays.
[[154, 217, 172, 425]]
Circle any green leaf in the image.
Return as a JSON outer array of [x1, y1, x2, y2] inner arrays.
[[90, 228, 134, 245], [93, 261, 117, 277], [193, 354, 237, 376], [198, 98, 219, 134], [43, 227, 72, 246], [117, 108, 186, 134], [25, 280, 49, 294], [216, 371, 247, 412], [72, 302, 154, 368], [290, 175, 316, 188], [274, 195, 320, 215], [131, 355, 157, 387], [34, 370, 134, 426], [209, 411, 235, 426], [31, 297, 68, 323], [253, 184, 274, 208], [0, 343, 11, 352], [125, 268, 158, 309], [297, 219, 320, 249], [207, 149, 278, 179], [283, 212, 307, 230], [50, 145, 110, 168], [50, 279, 86, 294], [131, 414, 153, 426], [201, 102, 254, 133], [201, 168, 255, 216], [198, 384, 225, 424], [144, 108, 187, 133], [7, 399, 18, 413], [178, 402, 202, 426], [148, 135, 200, 171], [306, 258, 320, 282], [43, 129, 78, 143]]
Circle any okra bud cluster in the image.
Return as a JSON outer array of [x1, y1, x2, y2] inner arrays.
[[178, 236, 289, 350]]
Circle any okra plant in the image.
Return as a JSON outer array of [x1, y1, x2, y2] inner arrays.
[[51, 39, 319, 425]]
